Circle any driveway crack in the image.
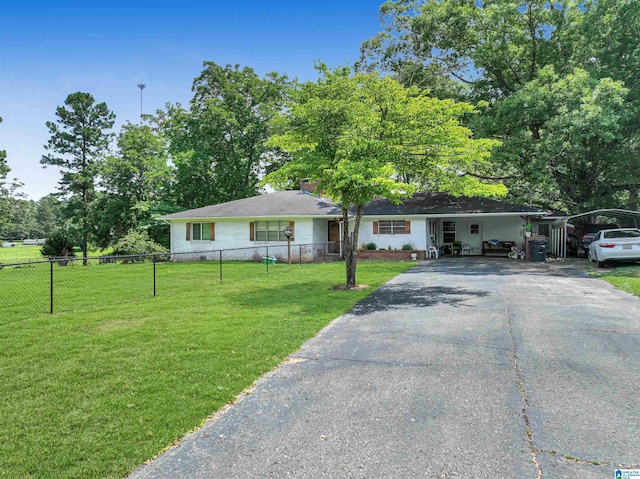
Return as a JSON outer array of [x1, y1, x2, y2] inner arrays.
[[581, 328, 639, 335], [293, 354, 501, 369], [507, 305, 542, 479], [537, 449, 640, 469]]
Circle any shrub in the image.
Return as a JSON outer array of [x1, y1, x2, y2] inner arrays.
[[41, 229, 76, 258], [401, 243, 415, 251], [111, 231, 168, 257], [366, 242, 377, 250]]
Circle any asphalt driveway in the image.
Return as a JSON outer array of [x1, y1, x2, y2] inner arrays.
[[129, 258, 640, 478]]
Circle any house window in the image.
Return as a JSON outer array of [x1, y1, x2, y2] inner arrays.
[[192, 223, 213, 241], [378, 220, 408, 235], [443, 221, 456, 243], [470, 224, 480, 234], [255, 221, 290, 241], [538, 224, 550, 237]]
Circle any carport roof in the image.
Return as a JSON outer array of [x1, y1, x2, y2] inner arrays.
[[363, 193, 547, 216], [555, 209, 640, 228]]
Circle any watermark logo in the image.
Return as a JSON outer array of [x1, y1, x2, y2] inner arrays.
[[616, 470, 640, 479]]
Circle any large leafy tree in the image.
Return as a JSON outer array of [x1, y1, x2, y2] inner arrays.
[[492, 67, 630, 210], [0, 116, 28, 239], [41, 92, 115, 262], [359, 0, 640, 212], [359, 0, 579, 98], [264, 66, 499, 287], [0, 199, 39, 240], [0, 116, 7, 181], [0, 116, 10, 235], [576, 0, 640, 209], [156, 62, 292, 209], [92, 123, 173, 248], [35, 194, 64, 238]]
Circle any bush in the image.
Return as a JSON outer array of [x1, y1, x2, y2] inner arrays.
[[366, 243, 377, 250], [111, 231, 168, 257], [401, 243, 415, 251], [41, 229, 76, 258]]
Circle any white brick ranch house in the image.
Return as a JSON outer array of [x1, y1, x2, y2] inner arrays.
[[160, 190, 548, 260]]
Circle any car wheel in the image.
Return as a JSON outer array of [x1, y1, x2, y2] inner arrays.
[[588, 250, 593, 263], [594, 252, 605, 268]]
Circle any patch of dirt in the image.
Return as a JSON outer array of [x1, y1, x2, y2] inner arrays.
[[331, 284, 369, 291]]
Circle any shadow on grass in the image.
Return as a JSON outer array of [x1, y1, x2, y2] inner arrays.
[[350, 283, 490, 315]]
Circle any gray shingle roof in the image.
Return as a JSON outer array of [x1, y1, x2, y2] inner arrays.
[[161, 191, 548, 221], [160, 191, 343, 219], [363, 193, 547, 216]]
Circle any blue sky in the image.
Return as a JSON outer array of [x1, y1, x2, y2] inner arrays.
[[0, 0, 385, 199]]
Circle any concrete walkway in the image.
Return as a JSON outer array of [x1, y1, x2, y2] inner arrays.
[[129, 259, 640, 478]]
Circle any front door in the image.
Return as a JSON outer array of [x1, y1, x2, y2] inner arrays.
[[328, 220, 340, 253], [468, 221, 482, 253]]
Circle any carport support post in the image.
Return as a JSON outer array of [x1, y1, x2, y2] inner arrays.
[[50, 260, 53, 314], [265, 245, 269, 275], [219, 250, 222, 284], [299, 245, 302, 268]]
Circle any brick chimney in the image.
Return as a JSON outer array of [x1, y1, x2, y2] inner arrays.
[[300, 180, 320, 195]]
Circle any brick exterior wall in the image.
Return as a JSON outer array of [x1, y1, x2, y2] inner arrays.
[[357, 250, 426, 260]]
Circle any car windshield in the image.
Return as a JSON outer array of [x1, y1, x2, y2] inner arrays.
[[603, 230, 640, 239]]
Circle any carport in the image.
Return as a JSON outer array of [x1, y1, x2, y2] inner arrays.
[[549, 209, 640, 258]]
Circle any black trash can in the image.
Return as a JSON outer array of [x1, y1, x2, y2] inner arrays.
[[529, 239, 547, 262]]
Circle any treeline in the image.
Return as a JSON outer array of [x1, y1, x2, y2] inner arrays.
[[2, 0, 639, 254], [0, 64, 291, 255]]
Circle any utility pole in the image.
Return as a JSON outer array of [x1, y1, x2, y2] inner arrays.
[[137, 83, 146, 123]]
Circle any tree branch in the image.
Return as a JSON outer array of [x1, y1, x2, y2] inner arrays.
[[460, 171, 518, 180]]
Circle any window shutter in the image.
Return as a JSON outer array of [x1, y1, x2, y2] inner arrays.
[[289, 221, 295, 241], [405, 220, 411, 234], [210, 222, 215, 241], [186, 222, 191, 241], [249, 222, 255, 241], [373, 221, 379, 234]]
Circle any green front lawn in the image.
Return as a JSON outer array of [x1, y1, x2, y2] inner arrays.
[[0, 245, 112, 264], [0, 244, 44, 262], [0, 260, 413, 478]]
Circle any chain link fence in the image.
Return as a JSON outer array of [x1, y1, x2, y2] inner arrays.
[[0, 242, 342, 316]]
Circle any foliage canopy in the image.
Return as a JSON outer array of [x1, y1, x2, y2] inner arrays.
[[360, 0, 640, 212], [265, 65, 499, 285]]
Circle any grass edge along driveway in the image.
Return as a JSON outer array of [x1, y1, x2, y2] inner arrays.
[[575, 260, 640, 297], [0, 261, 413, 479]]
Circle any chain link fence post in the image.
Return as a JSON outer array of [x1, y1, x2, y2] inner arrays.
[[218, 250, 222, 283], [153, 254, 157, 297], [50, 260, 54, 314], [265, 245, 269, 274]]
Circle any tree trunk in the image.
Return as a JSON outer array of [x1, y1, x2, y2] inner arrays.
[[345, 204, 363, 287], [628, 185, 639, 211]]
